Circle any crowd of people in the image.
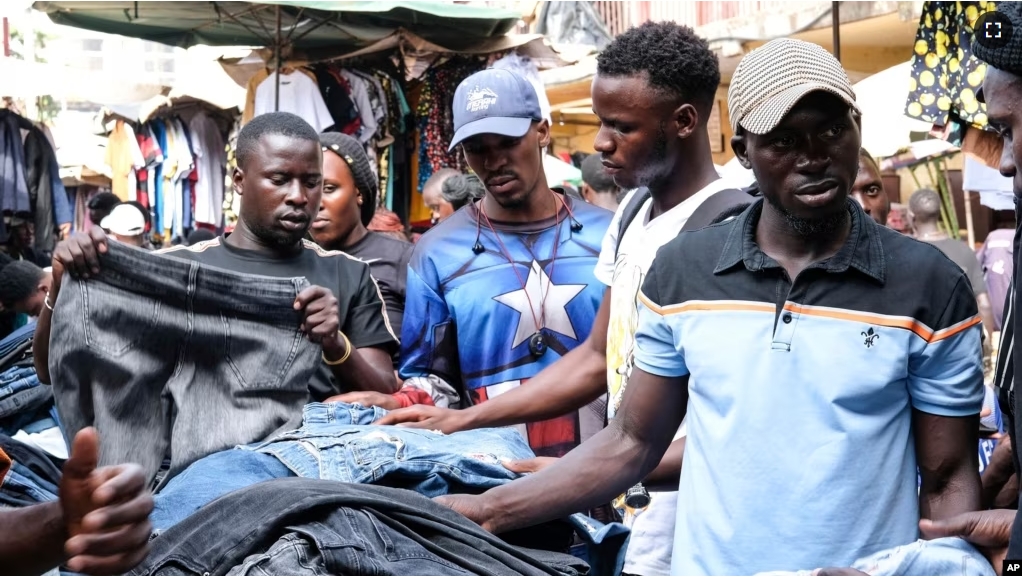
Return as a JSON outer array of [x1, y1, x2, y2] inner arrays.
[[3, 4, 1022, 575]]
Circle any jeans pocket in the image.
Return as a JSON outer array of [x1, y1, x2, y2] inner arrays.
[[222, 311, 304, 391], [81, 282, 162, 356]]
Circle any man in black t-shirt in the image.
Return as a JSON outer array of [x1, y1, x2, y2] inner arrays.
[[36, 112, 398, 401]]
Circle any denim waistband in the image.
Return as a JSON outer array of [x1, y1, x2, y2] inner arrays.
[[91, 241, 310, 317]]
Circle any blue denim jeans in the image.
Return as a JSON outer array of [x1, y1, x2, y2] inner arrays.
[[151, 449, 293, 532], [0, 460, 58, 506], [244, 402, 535, 493], [152, 402, 533, 531], [0, 366, 38, 398], [49, 241, 318, 489]]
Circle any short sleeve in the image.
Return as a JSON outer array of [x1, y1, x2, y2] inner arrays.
[[343, 261, 399, 352], [909, 275, 985, 416], [594, 188, 641, 286], [632, 264, 689, 378]]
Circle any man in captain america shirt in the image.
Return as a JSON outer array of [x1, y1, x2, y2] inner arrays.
[[395, 69, 612, 457]]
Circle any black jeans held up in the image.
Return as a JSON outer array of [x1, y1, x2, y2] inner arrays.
[[49, 241, 319, 488]]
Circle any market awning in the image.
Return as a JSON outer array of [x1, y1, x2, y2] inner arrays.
[[218, 30, 570, 87], [31, 1, 522, 53]]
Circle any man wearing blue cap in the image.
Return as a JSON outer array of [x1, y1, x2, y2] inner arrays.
[[395, 68, 613, 458]]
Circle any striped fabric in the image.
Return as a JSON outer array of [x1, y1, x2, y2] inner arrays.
[[727, 38, 861, 135]]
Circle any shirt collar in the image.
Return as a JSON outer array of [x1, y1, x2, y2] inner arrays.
[[714, 197, 886, 284]]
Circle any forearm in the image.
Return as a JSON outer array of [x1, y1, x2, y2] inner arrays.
[[0, 501, 67, 574], [464, 342, 607, 430], [483, 421, 668, 534], [328, 348, 400, 394], [644, 437, 685, 492], [920, 466, 982, 520], [919, 428, 982, 519]]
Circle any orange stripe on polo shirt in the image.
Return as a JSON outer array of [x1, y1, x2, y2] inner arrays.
[[783, 302, 934, 341], [930, 315, 982, 343], [637, 294, 775, 317]]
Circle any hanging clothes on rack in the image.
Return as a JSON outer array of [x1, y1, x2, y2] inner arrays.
[[314, 66, 360, 133], [105, 120, 144, 202], [254, 71, 333, 132], [189, 111, 226, 227], [23, 125, 69, 254], [0, 110, 31, 242], [416, 58, 484, 191], [340, 70, 378, 144]]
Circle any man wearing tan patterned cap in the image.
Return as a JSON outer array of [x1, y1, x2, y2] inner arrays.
[[432, 38, 985, 575]]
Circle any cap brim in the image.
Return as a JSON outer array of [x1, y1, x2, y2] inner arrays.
[[739, 83, 861, 135], [448, 117, 532, 152]]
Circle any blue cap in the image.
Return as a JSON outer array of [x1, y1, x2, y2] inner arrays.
[[449, 69, 542, 152]]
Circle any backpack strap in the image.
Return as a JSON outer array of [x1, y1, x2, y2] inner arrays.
[[615, 188, 651, 260], [680, 187, 758, 233]]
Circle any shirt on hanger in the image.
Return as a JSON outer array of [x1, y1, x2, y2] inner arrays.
[[189, 112, 226, 227], [254, 71, 334, 132], [340, 70, 378, 144], [105, 120, 145, 201]]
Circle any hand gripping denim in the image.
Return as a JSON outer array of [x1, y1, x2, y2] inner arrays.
[[132, 478, 589, 576], [244, 402, 535, 494], [48, 240, 319, 488]]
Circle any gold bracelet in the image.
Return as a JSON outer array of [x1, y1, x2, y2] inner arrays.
[[322, 331, 353, 365]]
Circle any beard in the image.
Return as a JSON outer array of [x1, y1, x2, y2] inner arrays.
[[250, 220, 308, 248], [765, 194, 849, 238]]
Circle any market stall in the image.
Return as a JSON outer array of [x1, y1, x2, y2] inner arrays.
[[33, 1, 573, 228]]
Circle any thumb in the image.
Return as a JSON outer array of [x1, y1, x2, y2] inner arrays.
[[64, 427, 100, 479], [919, 515, 975, 540]]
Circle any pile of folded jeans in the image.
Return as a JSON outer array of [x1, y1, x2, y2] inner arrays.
[[149, 402, 630, 575], [0, 433, 61, 507]]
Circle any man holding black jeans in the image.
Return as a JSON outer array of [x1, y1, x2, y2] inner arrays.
[[34, 112, 398, 401]]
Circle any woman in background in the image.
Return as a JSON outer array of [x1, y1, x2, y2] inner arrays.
[[311, 132, 412, 341]]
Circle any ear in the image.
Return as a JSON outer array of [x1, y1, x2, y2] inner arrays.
[[731, 131, 753, 170], [232, 167, 245, 197], [356, 192, 363, 206], [536, 120, 552, 149], [674, 103, 700, 140]]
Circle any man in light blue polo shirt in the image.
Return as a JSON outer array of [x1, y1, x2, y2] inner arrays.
[[433, 38, 985, 575]]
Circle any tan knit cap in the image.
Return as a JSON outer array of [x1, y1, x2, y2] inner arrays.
[[727, 38, 860, 135]]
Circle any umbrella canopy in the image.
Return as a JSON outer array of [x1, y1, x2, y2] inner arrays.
[[32, 1, 521, 55]]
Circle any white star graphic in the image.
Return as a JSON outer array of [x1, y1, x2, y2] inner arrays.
[[493, 260, 586, 349]]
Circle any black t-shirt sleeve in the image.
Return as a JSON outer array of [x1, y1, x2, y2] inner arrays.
[[343, 260, 399, 351]]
